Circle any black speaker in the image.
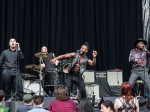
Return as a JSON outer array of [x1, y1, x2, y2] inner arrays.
[[98, 96, 118, 109], [43, 97, 56, 109]]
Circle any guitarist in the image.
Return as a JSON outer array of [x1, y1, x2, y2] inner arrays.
[[51, 42, 97, 99]]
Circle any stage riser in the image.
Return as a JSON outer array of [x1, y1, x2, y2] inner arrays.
[[2, 97, 56, 112]]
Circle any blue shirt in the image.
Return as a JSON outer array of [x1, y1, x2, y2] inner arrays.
[[28, 106, 49, 112], [17, 105, 33, 112]]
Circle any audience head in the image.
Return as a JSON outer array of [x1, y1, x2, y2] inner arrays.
[[23, 94, 33, 104], [121, 82, 133, 99], [32, 95, 44, 107], [100, 100, 115, 112], [56, 85, 70, 101], [0, 90, 5, 102], [78, 98, 93, 112]]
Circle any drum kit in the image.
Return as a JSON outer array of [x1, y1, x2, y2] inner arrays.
[[23, 52, 47, 96], [22, 52, 72, 96]]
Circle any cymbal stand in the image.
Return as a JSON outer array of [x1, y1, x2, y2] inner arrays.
[[34, 57, 49, 96], [53, 68, 59, 96]]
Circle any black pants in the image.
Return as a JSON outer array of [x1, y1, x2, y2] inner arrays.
[[2, 69, 23, 101], [65, 71, 86, 99]]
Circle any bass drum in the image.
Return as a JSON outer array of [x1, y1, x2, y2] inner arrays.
[[44, 71, 65, 86], [23, 79, 43, 95]]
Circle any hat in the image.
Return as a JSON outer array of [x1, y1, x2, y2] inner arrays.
[[134, 38, 147, 47], [23, 94, 32, 103]]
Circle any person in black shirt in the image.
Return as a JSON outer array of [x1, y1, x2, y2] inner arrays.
[[0, 38, 24, 101], [40, 46, 56, 96]]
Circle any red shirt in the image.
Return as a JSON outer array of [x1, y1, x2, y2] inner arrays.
[[48, 99, 77, 112]]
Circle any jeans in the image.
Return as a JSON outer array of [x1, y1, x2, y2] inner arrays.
[[65, 70, 86, 99]]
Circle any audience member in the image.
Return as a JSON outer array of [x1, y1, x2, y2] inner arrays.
[[16, 94, 33, 112], [100, 100, 115, 112], [28, 95, 49, 112], [48, 85, 77, 112], [78, 98, 93, 112], [0, 90, 10, 112], [114, 82, 139, 112]]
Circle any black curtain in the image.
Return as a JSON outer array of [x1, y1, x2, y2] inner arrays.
[[0, 0, 143, 89]]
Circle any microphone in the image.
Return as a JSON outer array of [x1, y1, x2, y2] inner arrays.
[[77, 50, 79, 53], [142, 45, 147, 51], [53, 54, 56, 58], [15, 44, 18, 52]]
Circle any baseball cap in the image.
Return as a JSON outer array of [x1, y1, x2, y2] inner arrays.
[[23, 94, 32, 103]]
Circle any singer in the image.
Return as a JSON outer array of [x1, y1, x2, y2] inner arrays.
[[51, 42, 97, 99], [129, 38, 150, 99], [0, 38, 24, 101]]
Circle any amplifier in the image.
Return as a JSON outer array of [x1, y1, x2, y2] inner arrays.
[[85, 84, 99, 99], [95, 71, 106, 78], [107, 70, 123, 86], [82, 70, 95, 84]]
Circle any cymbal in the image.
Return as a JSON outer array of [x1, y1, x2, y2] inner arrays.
[[25, 64, 39, 71], [35, 52, 47, 58]]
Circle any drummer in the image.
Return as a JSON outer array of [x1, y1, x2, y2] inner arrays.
[[40, 46, 57, 96]]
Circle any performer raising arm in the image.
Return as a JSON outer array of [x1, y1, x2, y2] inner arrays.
[[51, 42, 97, 99], [0, 38, 24, 101]]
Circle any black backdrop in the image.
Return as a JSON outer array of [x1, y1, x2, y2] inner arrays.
[[0, 0, 143, 89]]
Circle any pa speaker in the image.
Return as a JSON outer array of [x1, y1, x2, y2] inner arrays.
[[98, 96, 118, 109], [43, 97, 56, 109]]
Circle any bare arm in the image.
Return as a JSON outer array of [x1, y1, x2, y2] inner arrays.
[[51, 52, 75, 64], [88, 50, 97, 66]]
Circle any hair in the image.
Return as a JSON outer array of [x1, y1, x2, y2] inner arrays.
[[9, 38, 16, 42], [78, 98, 93, 112], [121, 82, 133, 100], [56, 85, 70, 101], [83, 42, 89, 49], [0, 90, 5, 102], [101, 100, 115, 112], [33, 95, 44, 105]]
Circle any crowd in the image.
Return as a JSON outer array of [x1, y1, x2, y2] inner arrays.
[[0, 82, 139, 112]]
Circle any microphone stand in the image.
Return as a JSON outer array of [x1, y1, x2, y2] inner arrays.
[[9, 45, 19, 101]]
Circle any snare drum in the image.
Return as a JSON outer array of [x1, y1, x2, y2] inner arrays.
[[23, 79, 43, 95]]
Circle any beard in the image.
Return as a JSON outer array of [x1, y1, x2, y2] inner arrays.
[[80, 51, 86, 56], [137, 45, 143, 51]]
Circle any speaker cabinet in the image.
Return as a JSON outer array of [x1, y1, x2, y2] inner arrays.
[[82, 70, 95, 84], [3, 101, 23, 112], [107, 70, 123, 86], [85, 84, 99, 99], [43, 97, 56, 109]]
